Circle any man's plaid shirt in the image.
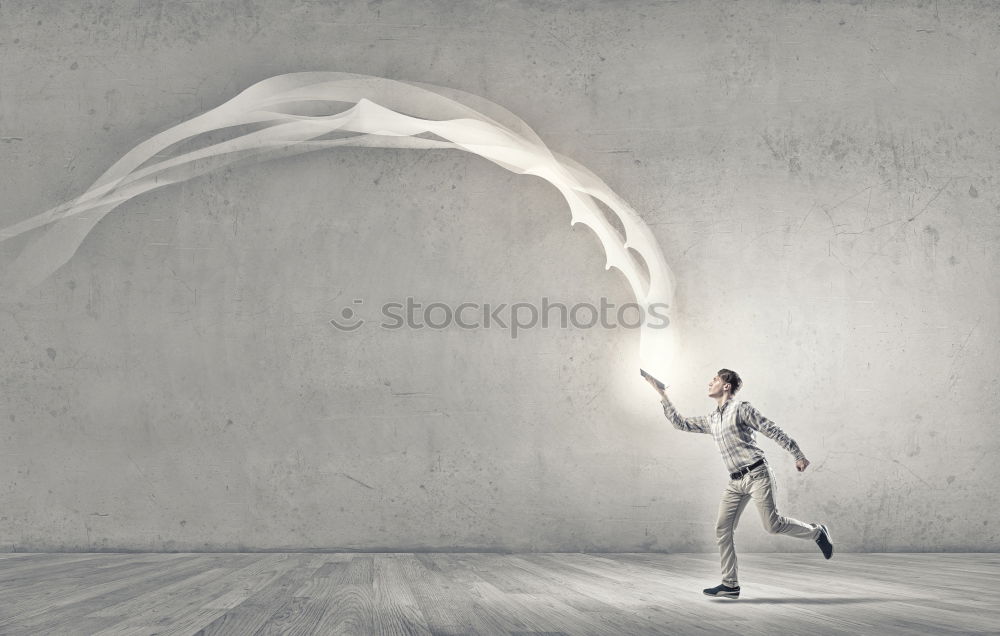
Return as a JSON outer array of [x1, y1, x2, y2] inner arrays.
[[660, 395, 806, 474]]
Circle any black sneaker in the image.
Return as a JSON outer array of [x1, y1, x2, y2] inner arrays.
[[703, 583, 740, 599], [816, 524, 833, 559]]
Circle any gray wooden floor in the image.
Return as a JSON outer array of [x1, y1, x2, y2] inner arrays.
[[0, 552, 996, 635]]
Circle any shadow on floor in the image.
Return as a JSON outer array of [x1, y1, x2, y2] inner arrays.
[[719, 597, 910, 605]]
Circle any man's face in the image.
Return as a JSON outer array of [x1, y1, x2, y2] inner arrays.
[[707, 374, 729, 398]]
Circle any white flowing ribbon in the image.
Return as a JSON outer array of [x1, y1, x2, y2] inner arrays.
[[0, 72, 675, 377]]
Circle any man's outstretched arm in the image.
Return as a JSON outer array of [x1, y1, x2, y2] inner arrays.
[[662, 396, 712, 434], [739, 402, 811, 471], [644, 376, 711, 434]]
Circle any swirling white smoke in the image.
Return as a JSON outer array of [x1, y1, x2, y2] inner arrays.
[[0, 72, 675, 378]]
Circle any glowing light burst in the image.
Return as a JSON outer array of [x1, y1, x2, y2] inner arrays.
[[0, 72, 675, 378]]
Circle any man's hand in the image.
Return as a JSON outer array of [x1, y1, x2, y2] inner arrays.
[[643, 374, 667, 397], [795, 458, 810, 472]]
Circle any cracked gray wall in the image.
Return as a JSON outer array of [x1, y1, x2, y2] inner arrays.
[[0, 0, 997, 552]]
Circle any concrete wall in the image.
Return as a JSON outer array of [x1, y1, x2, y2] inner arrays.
[[0, 0, 996, 552]]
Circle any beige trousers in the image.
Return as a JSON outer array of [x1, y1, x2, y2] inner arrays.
[[717, 461, 819, 587]]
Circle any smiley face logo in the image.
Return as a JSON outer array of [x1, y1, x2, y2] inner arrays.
[[330, 299, 365, 331]]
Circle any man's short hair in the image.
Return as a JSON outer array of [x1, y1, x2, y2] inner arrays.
[[718, 368, 742, 394]]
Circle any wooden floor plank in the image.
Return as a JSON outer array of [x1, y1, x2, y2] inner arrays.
[[371, 554, 433, 636], [200, 554, 299, 610], [251, 556, 358, 636], [0, 553, 41, 561], [89, 559, 249, 617], [87, 555, 311, 635], [160, 555, 311, 636], [450, 554, 618, 636], [0, 553, 136, 588], [305, 555, 379, 635], [505, 555, 689, 636], [399, 553, 484, 636], [0, 554, 187, 606], [430, 553, 537, 634], [0, 553, 995, 635], [0, 554, 211, 630], [5, 556, 222, 634], [546, 555, 729, 635], [193, 554, 326, 636]]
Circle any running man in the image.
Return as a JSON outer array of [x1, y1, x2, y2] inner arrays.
[[645, 368, 833, 599]]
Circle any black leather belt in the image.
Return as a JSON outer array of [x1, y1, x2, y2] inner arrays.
[[730, 458, 765, 480]]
